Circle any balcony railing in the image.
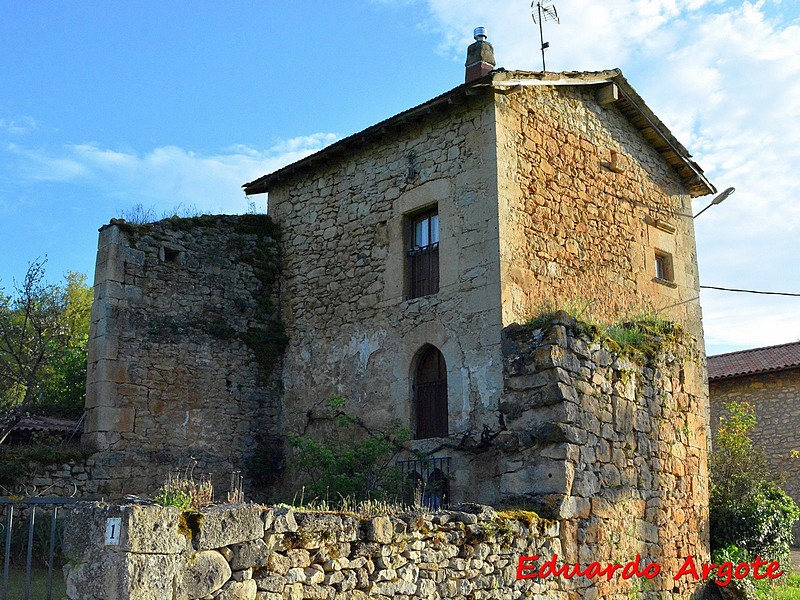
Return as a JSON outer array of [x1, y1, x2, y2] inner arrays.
[[408, 242, 439, 298]]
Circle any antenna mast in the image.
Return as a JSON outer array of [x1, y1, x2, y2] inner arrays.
[[531, 1, 560, 71]]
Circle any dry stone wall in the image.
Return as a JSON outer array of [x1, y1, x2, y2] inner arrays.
[[500, 314, 708, 596], [62, 501, 709, 600], [83, 215, 284, 496], [709, 369, 800, 542]]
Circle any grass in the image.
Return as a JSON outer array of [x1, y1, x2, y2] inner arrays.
[[2, 567, 67, 600], [524, 299, 682, 360], [771, 573, 800, 599]]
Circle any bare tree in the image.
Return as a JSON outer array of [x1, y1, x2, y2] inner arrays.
[[0, 259, 70, 444]]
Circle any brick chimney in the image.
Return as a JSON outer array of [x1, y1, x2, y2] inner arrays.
[[465, 27, 496, 83]]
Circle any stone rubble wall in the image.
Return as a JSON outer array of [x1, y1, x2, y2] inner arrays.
[[16, 458, 95, 497], [403, 314, 710, 597], [82, 215, 284, 497], [499, 314, 709, 596], [65, 501, 708, 600], [494, 76, 704, 344], [266, 91, 507, 452], [709, 369, 800, 543]]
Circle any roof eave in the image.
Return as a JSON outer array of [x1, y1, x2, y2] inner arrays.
[[242, 74, 495, 196], [243, 69, 715, 198]]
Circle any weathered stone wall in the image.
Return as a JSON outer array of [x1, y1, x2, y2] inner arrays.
[[265, 75, 707, 482], [402, 314, 709, 596], [502, 315, 708, 595], [267, 92, 506, 446], [62, 501, 708, 600], [83, 215, 284, 496], [494, 74, 704, 344], [709, 369, 800, 542]]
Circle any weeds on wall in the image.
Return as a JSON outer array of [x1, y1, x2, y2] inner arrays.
[[153, 460, 214, 511], [524, 298, 682, 360], [115, 213, 287, 378]]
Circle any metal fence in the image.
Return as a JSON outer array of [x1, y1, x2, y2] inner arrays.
[[0, 497, 82, 600], [396, 456, 451, 509]]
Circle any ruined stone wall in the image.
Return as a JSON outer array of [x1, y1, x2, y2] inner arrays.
[[401, 314, 709, 597], [500, 314, 709, 596], [63, 501, 708, 600], [709, 369, 800, 542], [83, 215, 284, 496], [494, 75, 704, 344], [267, 92, 506, 446]]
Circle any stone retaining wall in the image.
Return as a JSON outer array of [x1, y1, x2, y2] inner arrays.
[[62, 503, 562, 600], [62, 502, 708, 600]]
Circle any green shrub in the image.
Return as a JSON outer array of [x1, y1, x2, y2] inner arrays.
[[709, 400, 800, 599], [289, 396, 409, 504]]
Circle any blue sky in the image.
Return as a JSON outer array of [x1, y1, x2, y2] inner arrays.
[[1, 0, 798, 355]]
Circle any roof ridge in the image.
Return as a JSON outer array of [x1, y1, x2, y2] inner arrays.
[[708, 339, 800, 360]]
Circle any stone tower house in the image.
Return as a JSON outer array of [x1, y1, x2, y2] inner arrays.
[[240, 65, 713, 467], [82, 35, 715, 596]]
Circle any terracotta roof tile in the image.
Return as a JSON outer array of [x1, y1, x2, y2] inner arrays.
[[708, 341, 800, 381], [13, 415, 82, 433]]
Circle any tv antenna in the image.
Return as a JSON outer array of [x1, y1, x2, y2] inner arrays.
[[531, 1, 560, 71]]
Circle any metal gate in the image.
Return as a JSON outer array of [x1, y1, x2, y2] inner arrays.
[[396, 456, 451, 509], [0, 497, 81, 600]]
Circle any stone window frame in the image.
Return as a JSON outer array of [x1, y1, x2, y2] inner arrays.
[[653, 249, 676, 287]]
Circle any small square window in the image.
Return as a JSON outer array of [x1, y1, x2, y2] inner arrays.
[[654, 250, 674, 283], [162, 247, 181, 264]]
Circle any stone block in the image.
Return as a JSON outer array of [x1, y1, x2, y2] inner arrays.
[[364, 516, 393, 543], [215, 579, 257, 600], [119, 504, 187, 554], [193, 505, 266, 550], [85, 406, 135, 433], [92, 359, 129, 384], [229, 539, 270, 570], [268, 506, 297, 533], [124, 553, 182, 600], [174, 549, 231, 599], [84, 380, 119, 409]]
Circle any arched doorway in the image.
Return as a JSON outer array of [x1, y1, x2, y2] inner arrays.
[[414, 345, 448, 439]]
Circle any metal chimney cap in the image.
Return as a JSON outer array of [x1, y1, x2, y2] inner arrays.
[[473, 26, 487, 41]]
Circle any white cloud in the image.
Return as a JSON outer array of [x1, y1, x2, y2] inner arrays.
[[0, 116, 38, 135], [3, 134, 338, 214], [413, 0, 799, 353]]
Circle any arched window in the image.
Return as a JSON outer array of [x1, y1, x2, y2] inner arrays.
[[414, 345, 448, 439]]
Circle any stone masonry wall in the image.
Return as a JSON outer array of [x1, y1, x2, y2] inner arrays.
[[264, 77, 707, 504], [709, 369, 800, 543], [494, 75, 704, 344], [62, 501, 709, 600], [267, 91, 506, 453], [500, 314, 708, 596], [83, 215, 284, 496], [401, 313, 709, 597]]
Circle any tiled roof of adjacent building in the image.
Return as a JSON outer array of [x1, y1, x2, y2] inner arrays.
[[708, 341, 800, 381]]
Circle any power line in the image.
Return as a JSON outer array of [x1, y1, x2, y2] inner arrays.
[[700, 285, 800, 297]]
